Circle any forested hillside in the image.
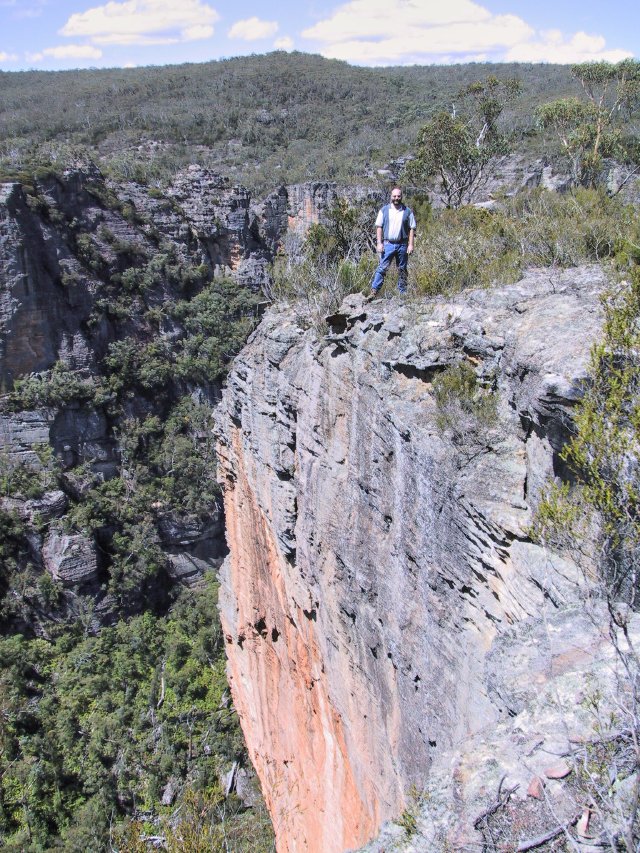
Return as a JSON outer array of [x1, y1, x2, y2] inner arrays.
[[0, 52, 580, 191], [0, 166, 272, 849]]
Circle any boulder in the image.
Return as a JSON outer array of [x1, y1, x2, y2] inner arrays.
[[24, 490, 68, 521], [42, 531, 99, 586]]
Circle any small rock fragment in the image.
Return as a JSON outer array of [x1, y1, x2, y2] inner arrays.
[[544, 761, 572, 780], [527, 776, 544, 799], [161, 778, 178, 806], [576, 807, 591, 838]]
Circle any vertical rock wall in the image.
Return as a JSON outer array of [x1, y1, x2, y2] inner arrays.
[[0, 181, 96, 389], [216, 267, 606, 852]]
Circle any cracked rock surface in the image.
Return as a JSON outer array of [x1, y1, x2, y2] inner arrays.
[[216, 266, 608, 853]]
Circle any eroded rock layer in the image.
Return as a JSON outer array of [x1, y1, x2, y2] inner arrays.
[[216, 267, 606, 852]]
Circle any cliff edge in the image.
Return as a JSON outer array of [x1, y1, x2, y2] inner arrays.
[[215, 266, 623, 852]]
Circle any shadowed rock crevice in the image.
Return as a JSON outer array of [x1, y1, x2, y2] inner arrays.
[[383, 361, 447, 383]]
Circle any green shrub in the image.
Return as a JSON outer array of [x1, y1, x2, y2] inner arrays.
[[73, 232, 105, 273], [534, 266, 640, 606], [413, 188, 638, 297], [8, 364, 100, 410], [394, 785, 428, 839], [170, 278, 261, 383], [411, 206, 521, 295], [0, 447, 58, 500], [432, 361, 498, 441]]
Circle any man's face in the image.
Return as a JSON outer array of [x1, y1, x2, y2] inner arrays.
[[391, 191, 402, 206]]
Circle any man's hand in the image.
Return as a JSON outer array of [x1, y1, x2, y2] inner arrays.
[[407, 244, 414, 255], [376, 241, 384, 254]]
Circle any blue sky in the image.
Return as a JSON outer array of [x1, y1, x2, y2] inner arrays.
[[0, 0, 637, 72]]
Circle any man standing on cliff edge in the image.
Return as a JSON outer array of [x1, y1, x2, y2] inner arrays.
[[369, 187, 416, 297]]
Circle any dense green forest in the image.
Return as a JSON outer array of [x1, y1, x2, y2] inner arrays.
[[0, 575, 273, 851], [0, 52, 580, 191]]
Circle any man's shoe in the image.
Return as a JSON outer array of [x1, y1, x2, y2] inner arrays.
[[365, 290, 379, 302]]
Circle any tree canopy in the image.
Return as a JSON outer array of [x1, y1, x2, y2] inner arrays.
[[403, 75, 521, 208], [536, 59, 640, 189]]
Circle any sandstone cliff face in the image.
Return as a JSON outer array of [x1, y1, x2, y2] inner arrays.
[[285, 182, 341, 233], [0, 179, 96, 390], [216, 267, 607, 852]]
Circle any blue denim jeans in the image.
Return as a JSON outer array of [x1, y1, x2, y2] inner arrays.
[[371, 242, 408, 293]]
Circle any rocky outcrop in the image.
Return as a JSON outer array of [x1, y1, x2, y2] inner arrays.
[[216, 266, 608, 852], [157, 512, 226, 584], [0, 408, 54, 466], [485, 154, 573, 198], [42, 530, 99, 586], [256, 186, 290, 256], [116, 171, 381, 289], [0, 166, 239, 626], [0, 179, 96, 389], [455, 154, 639, 206], [285, 182, 340, 233], [165, 167, 270, 285], [1, 489, 68, 525]]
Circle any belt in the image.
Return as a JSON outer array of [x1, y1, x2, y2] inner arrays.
[[386, 239, 408, 244]]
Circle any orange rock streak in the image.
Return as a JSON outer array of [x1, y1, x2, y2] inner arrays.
[[220, 427, 381, 853]]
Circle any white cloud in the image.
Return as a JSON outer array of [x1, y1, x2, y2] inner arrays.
[[303, 0, 491, 42], [60, 0, 219, 46], [89, 33, 180, 45], [46, 44, 103, 58], [301, 0, 631, 65], [311, 17, 534, 64], [274, 36, 294, 51], [228, 16, 278, 41], [506, 30, 632, 63], [27, 44, 103, 62], [0, 51, 19, 61], [182, 24, 215, 40]]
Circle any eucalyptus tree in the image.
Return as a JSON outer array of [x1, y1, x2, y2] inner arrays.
[[536, 59, 640, 190], [403, 76, 521, 209]]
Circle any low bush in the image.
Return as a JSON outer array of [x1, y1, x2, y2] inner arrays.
[[275, 188, 640, 309], [410, 188, 640, 297], [432, 361, 498, 444]]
